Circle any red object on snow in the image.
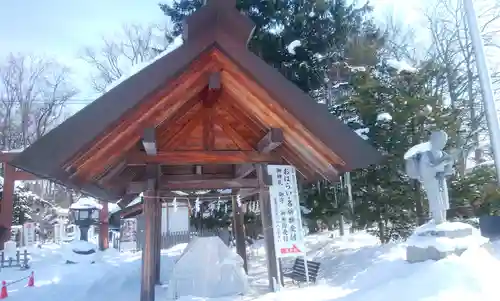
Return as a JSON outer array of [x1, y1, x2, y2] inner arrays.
[[0, 280, 7, 299], [27, 272, 34, 287]]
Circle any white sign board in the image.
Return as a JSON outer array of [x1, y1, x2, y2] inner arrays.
[[267, 165, 305, 258], [120, 218, 138, 252], [23, 222, 36, 246]]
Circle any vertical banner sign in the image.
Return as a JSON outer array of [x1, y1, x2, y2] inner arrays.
[[267, 165, 305, 258], [23, 222, 36, 246], [120, 218, 138, 252]]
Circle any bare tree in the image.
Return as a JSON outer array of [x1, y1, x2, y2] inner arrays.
[[0, 53, 78, 150], [0, 53, 78, 206], [81, 23, 174, 93], [424, 0, 500, 172]]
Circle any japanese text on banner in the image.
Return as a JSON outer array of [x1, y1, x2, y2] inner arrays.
[[267, 165, 305, 258]]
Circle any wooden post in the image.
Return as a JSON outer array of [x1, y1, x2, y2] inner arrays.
[[231, 192, 248, 273], [99, 202, 109, 251], [140, 169, 159, 301], [0, 164, 15, 249], [154, 197, 162, 284], [256, 164, 279, 291]]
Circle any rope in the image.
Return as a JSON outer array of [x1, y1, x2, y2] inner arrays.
[[5, 274, 30, 287]]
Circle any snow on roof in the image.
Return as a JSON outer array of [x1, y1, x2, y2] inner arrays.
[[70, 197, 103, 210], [1, 148, 24, 153], [104, 35, 184, 94]]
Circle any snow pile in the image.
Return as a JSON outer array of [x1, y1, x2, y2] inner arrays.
[[62, 240, 98, 264], [406, 222, 488, 252], [336, 246, 500, 301]]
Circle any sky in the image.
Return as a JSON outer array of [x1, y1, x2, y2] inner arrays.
[[0, 0, 421, 107]]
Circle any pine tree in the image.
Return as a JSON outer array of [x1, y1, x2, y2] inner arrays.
[[160, 0, 377, 93], [338, 61, 460, 242]]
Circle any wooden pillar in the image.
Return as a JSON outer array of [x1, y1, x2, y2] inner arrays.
[[256, 164, 279, 291], [99, 201, 109, 251], [0, 163, 15, 248], [231, 192, 248, 273], [140, 170, 159, 301], [154, 197, 162, 284]]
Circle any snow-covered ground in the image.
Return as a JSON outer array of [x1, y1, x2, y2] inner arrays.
[[2, 230, 500, 301]]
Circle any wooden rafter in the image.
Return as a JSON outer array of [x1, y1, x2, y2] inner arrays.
[[97, 160, 128, 186], [162, 105, 205, 150], [67, 57, 219, 180], [216, 108, 254, 150]]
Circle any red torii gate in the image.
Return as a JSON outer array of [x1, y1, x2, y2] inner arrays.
[[0, 151, 109, 249], [0, 151, 36, 244]]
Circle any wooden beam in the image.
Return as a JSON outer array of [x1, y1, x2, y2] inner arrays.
[[257, 128, 284, 153], [98, 160, 128, 185], [12, 171, 37, 181], [127, 151, 279, 165], [142, 127, 157, 156], [235, 163, 255, 179], [234, 129, 283, 179], [256, 164, 280, 290], [127, 178, 259, 193]]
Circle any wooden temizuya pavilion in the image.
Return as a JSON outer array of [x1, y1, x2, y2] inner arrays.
[[9, 0, 381, 300]]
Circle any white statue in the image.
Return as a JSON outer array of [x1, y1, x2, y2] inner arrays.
[[405, 131, 455, 224]]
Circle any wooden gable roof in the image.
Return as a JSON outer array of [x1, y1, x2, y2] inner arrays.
[[10, 0, 381, 200]]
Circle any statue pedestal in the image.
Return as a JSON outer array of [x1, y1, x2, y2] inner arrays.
[[406, 221, 489, 263]]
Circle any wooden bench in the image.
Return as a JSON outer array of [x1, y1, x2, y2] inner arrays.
[[283, 258, 321, 286]]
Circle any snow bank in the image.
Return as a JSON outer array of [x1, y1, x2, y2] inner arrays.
[[336, 246, 500, 301], [406, 222, 488, 252]]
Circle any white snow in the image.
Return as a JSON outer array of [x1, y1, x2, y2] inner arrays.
[[377, 112, 392, 122], [406, 222, 489, 252], [70, 197, 103, 210], [387, 59, 418, 73], [287, 40, 301, 55], [62, 240, 98, 264], [354, 128, 369, 140], [3, 227, 500, 301]]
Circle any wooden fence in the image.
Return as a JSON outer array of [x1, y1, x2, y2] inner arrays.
[[130, 228, 225, 251], [0, 249, 30, 271]]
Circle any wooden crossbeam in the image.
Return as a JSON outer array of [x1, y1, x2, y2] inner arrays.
[[127, 178, 258, 193], [257, 128, 284, 153], [142, 127, 157, 156], [235, 128, 284, 179], [235, 163, 255, 179], [127, 151, 278, 165]]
